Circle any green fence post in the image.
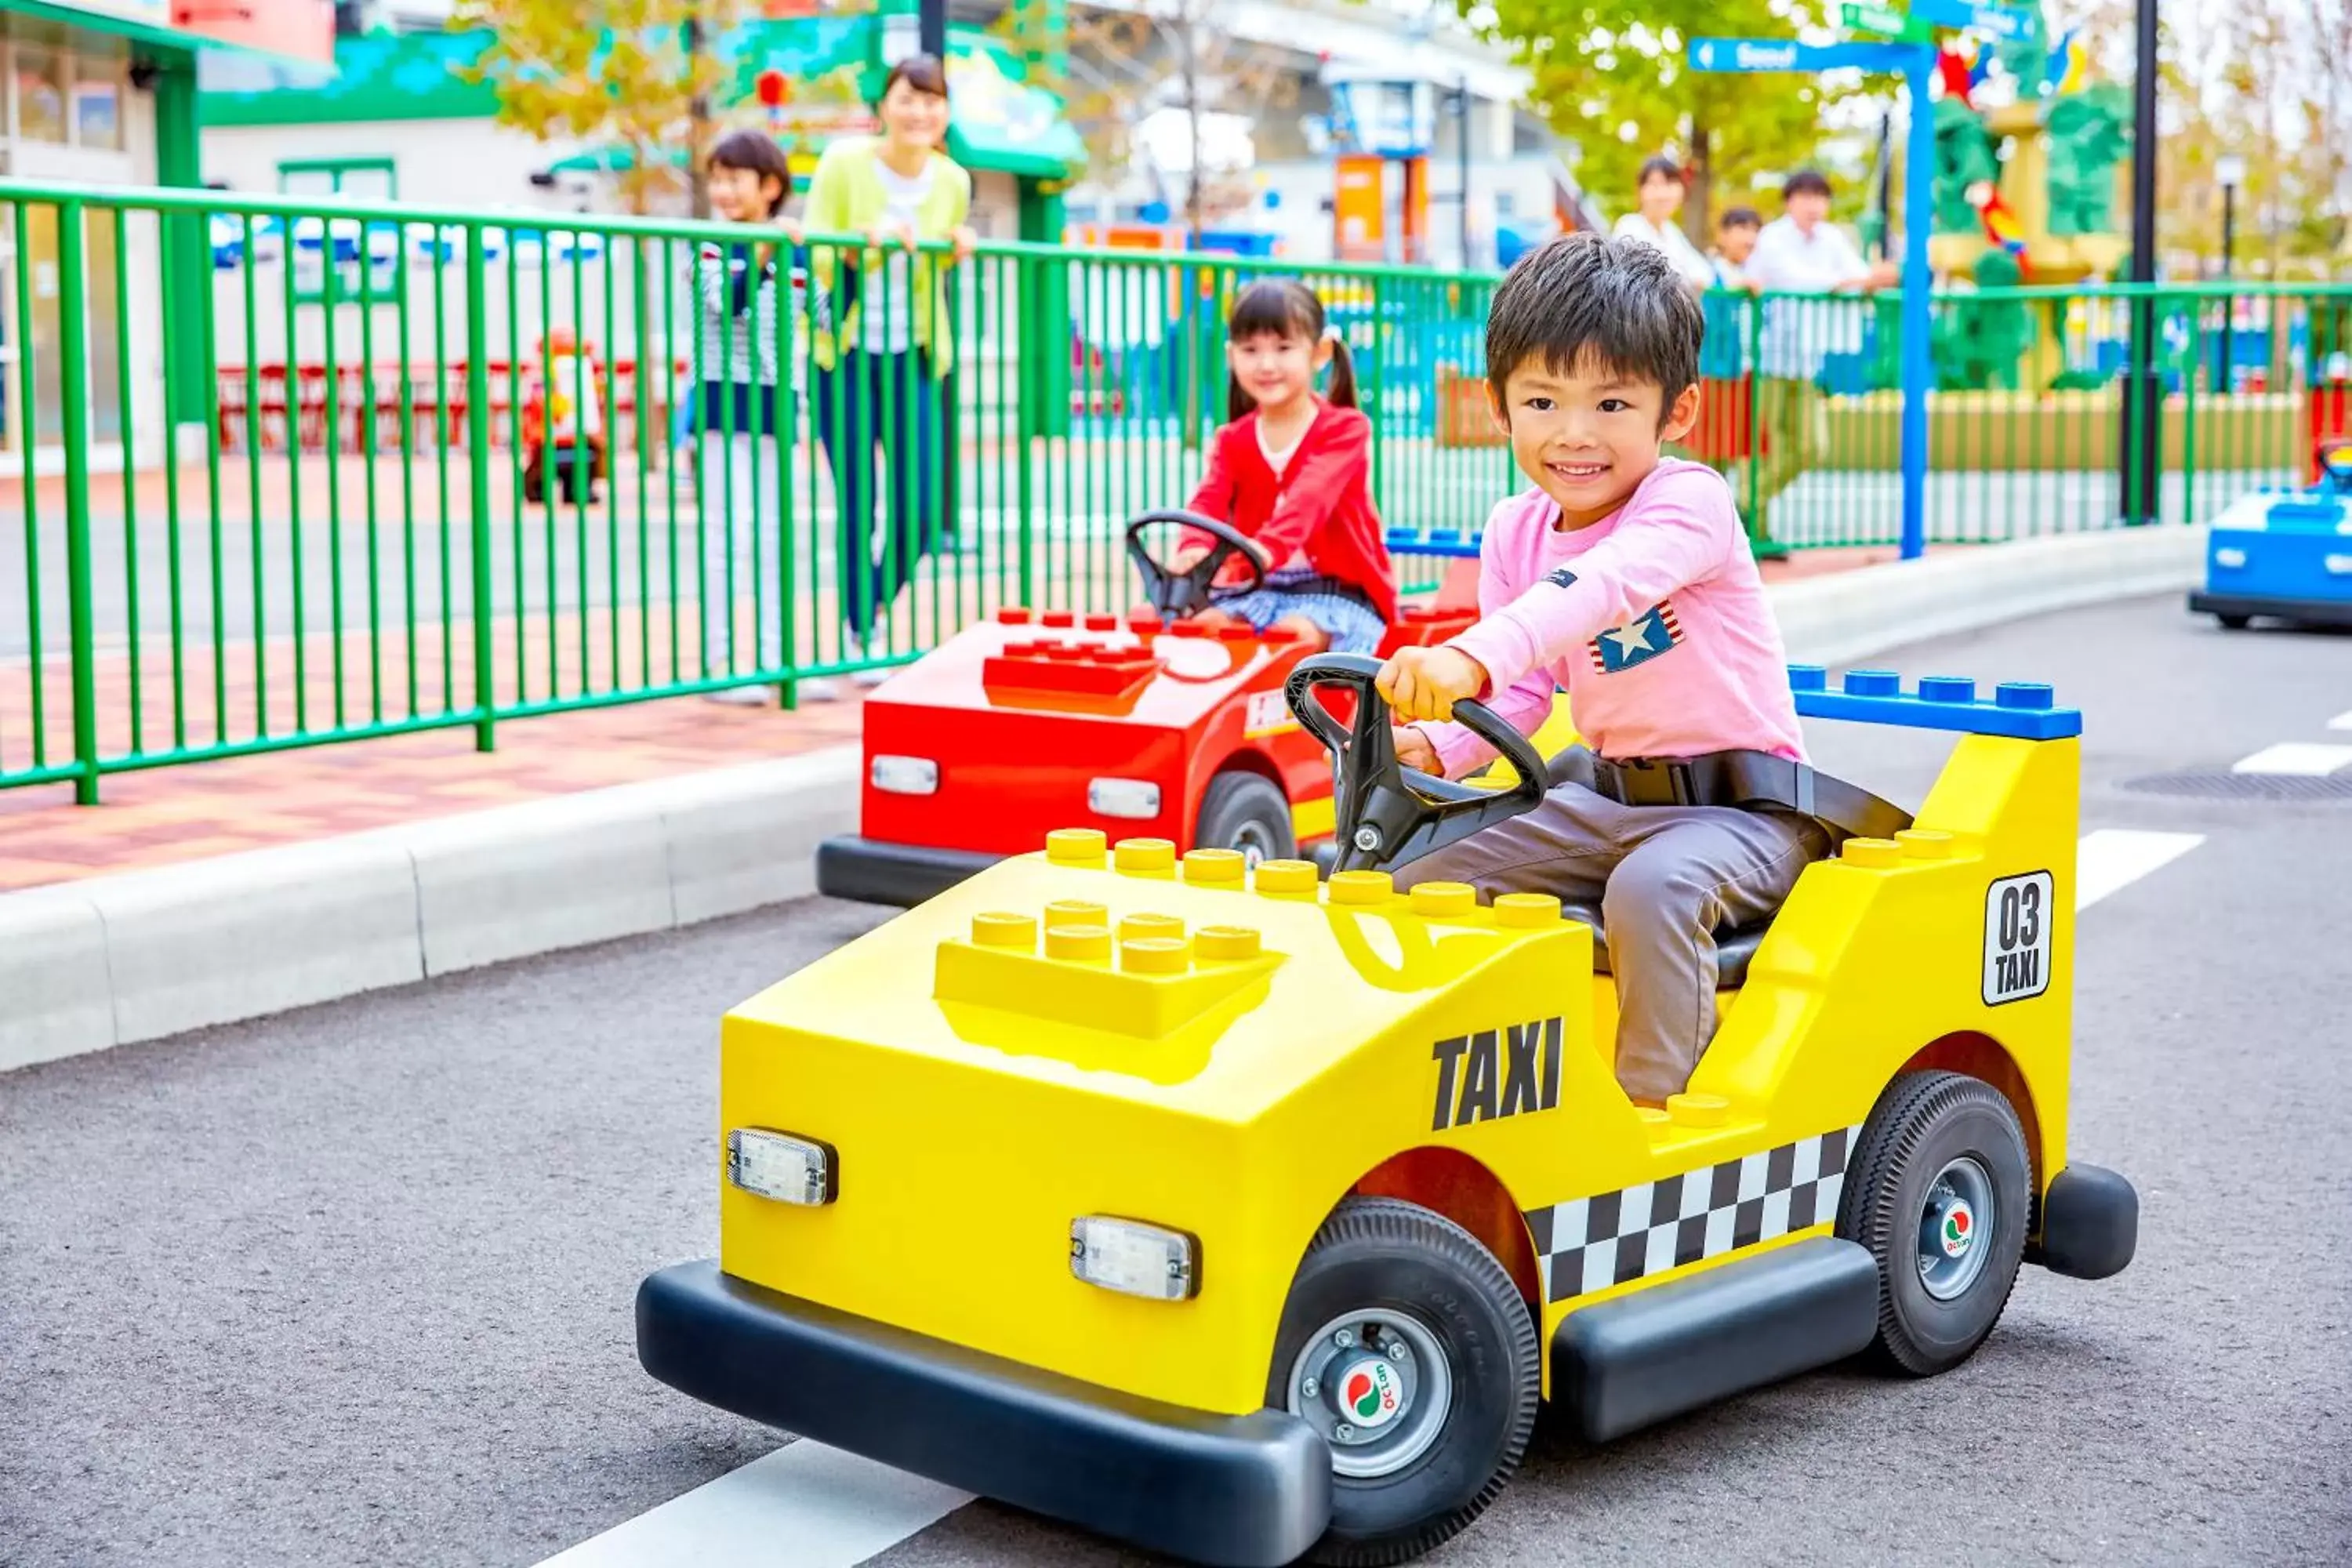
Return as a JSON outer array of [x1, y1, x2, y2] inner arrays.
[[56, 201, 100, 804], [465, 225, 496, 752]]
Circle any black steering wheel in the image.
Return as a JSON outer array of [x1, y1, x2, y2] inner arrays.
[[1124, 509, 1268, 619], [2321, 441, 2352, 494], [1285, 652, 1549, 875]]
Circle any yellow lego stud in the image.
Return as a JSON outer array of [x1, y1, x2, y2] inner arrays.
[[1842, 837, 1903, 869], [1120, 937, 1189, 975], [1667, 1092, 1730, 1127], [971, 911, 1037, 949], [1119, 912, 1185, 944], [1635, 1105, 1672, 1128], [1044, 899, 1108, 930], [1046, 828, 1107, 866], [1113, 837, 1177, 875], [1329, 869, 1393, 906], [1896, 828, 1955, 859], [1494, 892, 1562, 928], [1182, 847, 1246, 885], [1196, 924, 1263, 961], [1045, 924, 1112, 961], [1252, 859, 1319, 898], [1409, 881, 1476, 919]]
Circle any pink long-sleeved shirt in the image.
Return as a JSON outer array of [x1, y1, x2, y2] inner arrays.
[[1421, 459, 1806, 778]]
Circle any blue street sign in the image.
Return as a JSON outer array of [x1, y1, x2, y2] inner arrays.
[[1907, 0, 2030, 38], [1687, 38, 1925, 73]]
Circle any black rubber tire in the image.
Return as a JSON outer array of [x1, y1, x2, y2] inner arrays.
[[1838, 1070, 2033, 1377], [1267, 1199, 1539, 1567], [1196, 769, 1297, 866], [2216, 613, 2252, 630]]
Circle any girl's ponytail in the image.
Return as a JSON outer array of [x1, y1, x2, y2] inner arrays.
[[1323, 328, 1359, 411]]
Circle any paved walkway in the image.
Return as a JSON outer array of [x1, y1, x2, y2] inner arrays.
[[0, 544, 1899, 894]]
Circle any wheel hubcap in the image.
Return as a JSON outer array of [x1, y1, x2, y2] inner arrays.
[[1916, 1155, 1995, 1301], [1285, 1309, 1451, 1478], [1225, 819, 1281, 869]]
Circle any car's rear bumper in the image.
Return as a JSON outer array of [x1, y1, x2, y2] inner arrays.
[[2190, 590, 2352, 627], [636, 1261, 1330, 1568], [815, 836, 1003, 906]]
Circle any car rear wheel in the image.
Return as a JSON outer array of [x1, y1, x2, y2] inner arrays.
[[2216, 613, 2252, 630], [1838, 1070, 2032, 1376], [1267, 1198, 1538, 1566], [1197, 769, 1296, 868]]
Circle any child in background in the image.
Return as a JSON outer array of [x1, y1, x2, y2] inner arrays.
[[1178, 279, 1397, 653], [695, 130, 818, 703], [1377, 233, 1832, 1107]]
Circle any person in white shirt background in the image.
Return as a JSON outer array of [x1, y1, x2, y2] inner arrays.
[[1610, 156, 1715, 294], [1736, 169, 1900, 547], [1711, 206, 1762, 290]]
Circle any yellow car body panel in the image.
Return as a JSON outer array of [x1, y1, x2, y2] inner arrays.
[[714, 722, 2079, 1415]]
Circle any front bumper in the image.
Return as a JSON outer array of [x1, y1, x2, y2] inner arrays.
[[636, 1261, 1331, 1568], [815, 835, 1003, 906], [2190, 590, 2352, 628]]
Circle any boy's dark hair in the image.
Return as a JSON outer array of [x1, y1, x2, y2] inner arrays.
[[708, 129, 794, 220], [1719, 205, 1762, 231], [1225, 278, 1359, 421], [1783, 168, 1833, 201], [882, 52, 950, 101], [1636, 155, 1683, 188], [1485, 232, 1702, 423]]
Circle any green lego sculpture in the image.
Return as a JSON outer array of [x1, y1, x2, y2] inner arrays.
[[2045, 84, 2130, 238]]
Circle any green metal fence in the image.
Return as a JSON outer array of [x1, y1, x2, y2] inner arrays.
[[0, 176, 2330, 802]]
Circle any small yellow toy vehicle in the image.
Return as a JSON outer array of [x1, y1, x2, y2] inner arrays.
[[637, 655, 2139, 1566]]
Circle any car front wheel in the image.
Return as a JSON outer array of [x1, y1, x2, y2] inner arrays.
[[1268, 1198, 1538, 1566]]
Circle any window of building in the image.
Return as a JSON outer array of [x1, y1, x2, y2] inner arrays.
[[71, 65, 121, 151], [13, 47, 66, 144]]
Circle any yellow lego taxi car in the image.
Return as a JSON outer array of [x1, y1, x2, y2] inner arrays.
[[637, 654, 2139, 1567]]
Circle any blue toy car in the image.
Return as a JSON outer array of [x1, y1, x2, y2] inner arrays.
[[2190, 442, 2352, 630]]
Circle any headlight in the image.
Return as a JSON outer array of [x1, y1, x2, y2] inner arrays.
[[1087, 777, 1161, 819], [1069, 1215, 1198, 1301], [2213, 546, 2248, 569], [727, 1128, 837, 1206], [2327, 553, 2352, 576], [870, 754, 939, 795]]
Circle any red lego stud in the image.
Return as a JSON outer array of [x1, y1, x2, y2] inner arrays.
[[1127, 609, 1164, 634], [1084, 612, 1118, 631], [1041, 609, 1076, 628], [1170, 620, 1208, 639], [1214, 623, 1257, 644], [996, 606, 1034, 625]]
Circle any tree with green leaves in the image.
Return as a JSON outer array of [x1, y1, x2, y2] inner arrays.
[[1463, 0, 1850, 240], [450, 0, 750, 216]]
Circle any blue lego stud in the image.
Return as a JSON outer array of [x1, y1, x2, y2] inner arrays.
[[1917, 675, 1976, 704], [1842, 669, 1901, 697], [1994, 682, 2056, 711], [1432, 528, 1461, 543], [1787, 663, 1828, 692]]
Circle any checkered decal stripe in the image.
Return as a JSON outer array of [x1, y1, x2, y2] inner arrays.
[[1524, 1125, 1859, 1305]]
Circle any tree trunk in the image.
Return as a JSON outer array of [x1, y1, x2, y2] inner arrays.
[[1686, 123, 1712, 248], [686, 3, 710, 221], [1180, 21, 1203, 243]]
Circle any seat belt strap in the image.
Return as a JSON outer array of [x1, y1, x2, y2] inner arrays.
[[1544, 745, 1913, 843]]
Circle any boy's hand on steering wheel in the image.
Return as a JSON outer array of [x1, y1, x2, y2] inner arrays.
[[1392, 724, 1441, 775], [1376, 645, 1490, 724]]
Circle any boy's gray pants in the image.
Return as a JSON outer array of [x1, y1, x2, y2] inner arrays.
[[1392, 785, 1831, 1104]]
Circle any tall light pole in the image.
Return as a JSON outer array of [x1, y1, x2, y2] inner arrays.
[[2120, 0, 2161, 525], [2216, 153, 2245, 392]]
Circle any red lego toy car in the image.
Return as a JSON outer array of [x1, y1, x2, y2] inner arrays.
[[815, 510, 1475, 906]]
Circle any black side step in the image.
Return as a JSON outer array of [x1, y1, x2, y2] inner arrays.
[[1552, 1236, 1880, 1443]]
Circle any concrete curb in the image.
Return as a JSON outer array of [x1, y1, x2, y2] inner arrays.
[[0, 746, 858, 1073], [0, 524, 2204, 1072]]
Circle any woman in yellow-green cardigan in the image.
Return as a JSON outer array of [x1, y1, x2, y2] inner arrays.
[[804, 53, 975, 672]]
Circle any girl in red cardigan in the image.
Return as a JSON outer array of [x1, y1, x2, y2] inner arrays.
[[1179, 280, 1397, 652]]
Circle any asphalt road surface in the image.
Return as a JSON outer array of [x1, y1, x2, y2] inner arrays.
[[5, 593, 2350, 1568]]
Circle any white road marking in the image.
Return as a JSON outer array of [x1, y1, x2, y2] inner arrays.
[[545, 836, 2205, 1568], [2230, 742, 2352, 776], [2075, 829, 2205, 911], [2328, 709, 2352, 731], [531, 1440, 971, 1568]]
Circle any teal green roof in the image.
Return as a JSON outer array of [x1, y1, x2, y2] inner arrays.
[[198, 21, 1082, 177]]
